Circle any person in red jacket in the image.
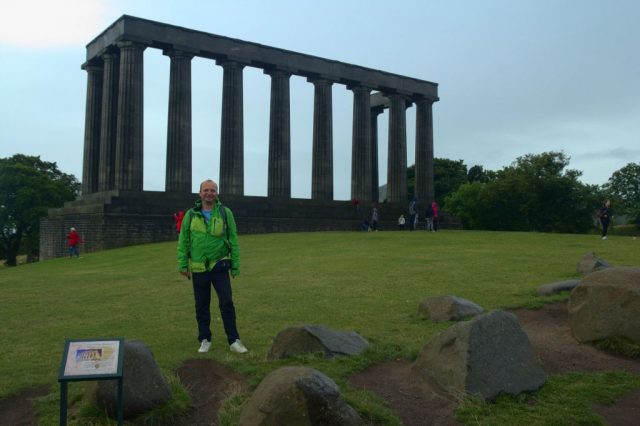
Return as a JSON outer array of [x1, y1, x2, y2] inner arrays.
[[431, 200, 440, 232], [173, 210, 185, 233], [66, 227, 84, 258]]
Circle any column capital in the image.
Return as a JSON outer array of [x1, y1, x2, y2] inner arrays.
[[216, 59, 247, 70], [412, 95, 437, 105], [116, 40, 147, 51], [386, 92, 414, 109], [347, 84, 372, 93], [263, 67, 292, 78], [162, 49, 194, 60], [306, 76, 334, 86], [81, 61, 103, 72], [101, 51, 118, 60]]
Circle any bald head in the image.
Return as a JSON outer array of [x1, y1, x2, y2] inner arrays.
[[199, 180, 218, 209]]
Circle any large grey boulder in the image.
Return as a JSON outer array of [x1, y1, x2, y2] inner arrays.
[[267, 325, 368, 360], [239, 366, 362, 426], [87, 340, 172, 419], [536, 279, 581, 296], [417, 295, 484, 322], [577, 252, 611, 275], [568, 267, 640, 343], [413, 310, 546, 401]]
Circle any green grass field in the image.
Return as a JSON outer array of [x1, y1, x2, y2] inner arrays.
[[1, 230, 639, 424]]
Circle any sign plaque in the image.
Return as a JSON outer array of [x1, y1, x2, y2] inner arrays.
[[58, 338, 125, 425]]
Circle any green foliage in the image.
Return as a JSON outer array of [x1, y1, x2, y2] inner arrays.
[[594, 336, 640, 358], [467, 164, 497, 183], [434, 158, 468, 205], [0, 154, 79, 266], [407, 159, 469, 203], [445, 152, 598, 233], [604, 162, 640, 225]]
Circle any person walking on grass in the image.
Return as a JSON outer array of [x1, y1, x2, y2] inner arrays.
[[66, 227, 84, 258], [177, 179, 248, 354], [599, 199, 612, 240]]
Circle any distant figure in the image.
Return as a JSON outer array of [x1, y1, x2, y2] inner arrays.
[[66, 227, 84, 258], [408, 199, 417, 231], [398, 214, 406, 230], [431, 200, 440, 232], [352, 198, 360, 215], [599, 199, 612, 240], [371, 207, 379, 231], [173, 210, 185, 233], [361, 219, 371, 231], [425, 203, 434, 231]]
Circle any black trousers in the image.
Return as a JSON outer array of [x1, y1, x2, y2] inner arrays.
[[600, 217, 610, 237], [191, 265, 239, 345]]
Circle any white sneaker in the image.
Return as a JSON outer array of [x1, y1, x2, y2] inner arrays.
[[198, 339, 211, 353], [602, 236, 607, 240], [230, 339, 248, 354]]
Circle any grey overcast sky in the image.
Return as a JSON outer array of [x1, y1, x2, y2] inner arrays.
[[1, 0, 639, 199]]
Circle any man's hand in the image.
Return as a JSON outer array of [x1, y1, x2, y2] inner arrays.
[[180, 271, 191, 280], [231, 269, 239, 278]]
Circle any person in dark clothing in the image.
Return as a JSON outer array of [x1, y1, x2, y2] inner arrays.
[[599, 199, 612, 240], [408, 199, 417, 231], [425, 204, 434, 231]]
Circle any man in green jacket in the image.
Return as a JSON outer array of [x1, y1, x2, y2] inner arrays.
[[178, 179, 248, 354]]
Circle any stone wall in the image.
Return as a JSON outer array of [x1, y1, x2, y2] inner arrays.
[[40, 191, 460, 260]]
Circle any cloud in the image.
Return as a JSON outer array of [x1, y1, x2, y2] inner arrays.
[[0, 0, 112, 48], [573, 147, 640, 162]]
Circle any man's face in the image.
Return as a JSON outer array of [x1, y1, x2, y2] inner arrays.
[[199, 181, 218, 203]]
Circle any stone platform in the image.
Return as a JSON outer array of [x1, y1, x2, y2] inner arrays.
[[40, 191, 459, 260]]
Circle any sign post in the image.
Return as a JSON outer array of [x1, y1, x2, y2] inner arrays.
[[58, 338, 125, 425]]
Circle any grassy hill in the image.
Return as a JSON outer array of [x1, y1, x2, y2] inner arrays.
[[1, 230, 638, 424]]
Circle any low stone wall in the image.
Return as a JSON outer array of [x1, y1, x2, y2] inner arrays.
[[40, 191, 460, 260]]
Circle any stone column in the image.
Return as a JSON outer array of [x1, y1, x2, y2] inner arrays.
[[309, 78, 333, 201], [415, 98, 435, 202], [81, 62, 103, 195], [265, 69, 291, 198], [386, 94, 408, 202], [370, 105, 385, 203], [98, 51, 119, 191], [350, 85, 372, 202], [218, 60, 245, 196], [115, 41, 146, 191], [164, 49, 193, 193]]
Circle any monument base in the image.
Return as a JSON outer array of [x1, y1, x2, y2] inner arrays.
[[40, 191, 459, 260]]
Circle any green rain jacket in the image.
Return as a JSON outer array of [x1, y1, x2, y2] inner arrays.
[[177, 199, 240, 275]]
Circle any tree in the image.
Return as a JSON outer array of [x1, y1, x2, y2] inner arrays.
[[405, 159, 469, 204], [434, 158, 468, 204], [604, 163, 640, 225], [445, 152, 596, 233], [467, 165, 497, 183], [0, 155, 79, 266]]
